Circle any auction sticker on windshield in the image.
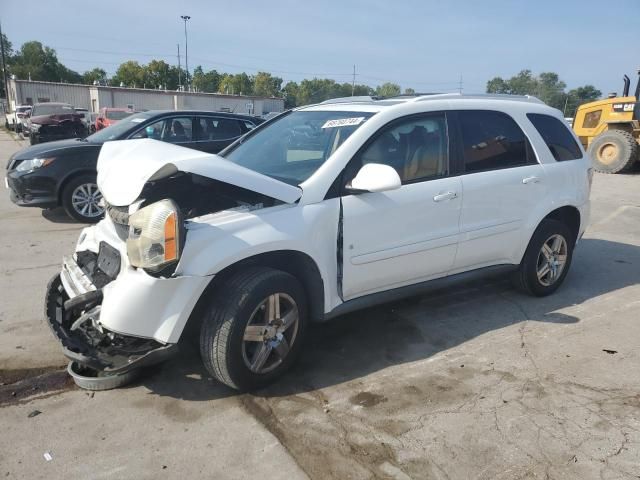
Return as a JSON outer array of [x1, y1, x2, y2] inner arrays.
[[322, 117, 365, 129]]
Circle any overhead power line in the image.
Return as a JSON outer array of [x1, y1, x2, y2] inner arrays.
[[53, 44, 468, 90]]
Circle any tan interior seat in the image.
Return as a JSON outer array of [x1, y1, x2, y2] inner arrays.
[[404, 131, 444, 180]]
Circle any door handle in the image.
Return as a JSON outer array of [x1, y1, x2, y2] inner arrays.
[[522, 176, 541, 184], [433, 191, 458, 202]]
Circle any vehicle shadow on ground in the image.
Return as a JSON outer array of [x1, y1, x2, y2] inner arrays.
[[41, 207, 82, 224], [139, 237, 640, 401]]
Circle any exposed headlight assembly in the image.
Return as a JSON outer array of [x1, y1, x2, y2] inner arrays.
[[127, 199, 183, 271], [15, 157, 55, 172]]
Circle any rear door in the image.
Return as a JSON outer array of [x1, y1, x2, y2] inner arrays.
[[193, 116, 244, 153], [341, 112, 462, 300], [451, 110, 547, 272]]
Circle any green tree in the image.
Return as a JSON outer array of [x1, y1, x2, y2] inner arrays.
[[252, 71, 283, 97], [143, 60, 174, 89], [375, 82, 401, 97], [282, 81, 299, 108], [192, 66, 220, 93], [0, 33, 12, 97], [536, 72, 566, 109], [486, 77, 510, 94], [353, 84, 374, 96], [507, 69, 538, 95], [404, 87, 416, 95], [112, 60, 145, 87], [82, 67, 107, 85], [10, 41, 81, 83], [486, 69, 602, 113], [565, 85, 602, 116], [219, 73, 253, 95]]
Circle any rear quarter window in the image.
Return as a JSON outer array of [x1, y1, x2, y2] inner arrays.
[[527, 113, 582, 161], [458, 110, 535, 173]]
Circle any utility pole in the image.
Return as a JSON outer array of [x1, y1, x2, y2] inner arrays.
[[177, 44, 182, 90], [0, 21, 9, 108], [352, 65, 356, 96], [180, 15, 191, 91], [458, 74, 463, 94]]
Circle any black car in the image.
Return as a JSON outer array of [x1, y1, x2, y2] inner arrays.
[[6, 110, 263, 222]]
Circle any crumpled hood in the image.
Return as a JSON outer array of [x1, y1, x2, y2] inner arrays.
[[97, 139, 302, 206]]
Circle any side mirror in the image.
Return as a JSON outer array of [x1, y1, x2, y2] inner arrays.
[[347, 163, 401, 193]]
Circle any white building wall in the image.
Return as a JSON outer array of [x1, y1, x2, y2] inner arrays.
[[12, 81, 90, 109]]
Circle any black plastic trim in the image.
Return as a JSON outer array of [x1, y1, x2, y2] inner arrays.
[[323, 264, 517, 321]]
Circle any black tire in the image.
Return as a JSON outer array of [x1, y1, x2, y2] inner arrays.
[[200, 267, 308, 391], [61, 174, 105, 223], [512, 219, 574, 297], [588, 129, 639, 174], [29, 133, 38, 145]]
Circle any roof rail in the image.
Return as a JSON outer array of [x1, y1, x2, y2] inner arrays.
[[411, 93, 545, 104], [316, 92, 546, 107], [319, 96, 379, 104]]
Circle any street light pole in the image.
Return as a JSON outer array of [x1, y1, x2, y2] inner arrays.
[[180, 15, 191, 91]]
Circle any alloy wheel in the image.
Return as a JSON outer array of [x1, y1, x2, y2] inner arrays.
[[71, 183, 104, 219], [536, 234, 568, 287], [241, 293, 299, 374]]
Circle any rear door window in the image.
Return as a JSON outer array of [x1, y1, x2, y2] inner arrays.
[[458, 110, 534, 173], [527, 113, 582, 161], [196, 117, 242, 141]]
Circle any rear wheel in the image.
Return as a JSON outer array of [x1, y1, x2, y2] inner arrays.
[[588, 129, 638, 174], [512, 219, 574, 296], [61, 175, 104, 223], [200, 267, 307, 391]]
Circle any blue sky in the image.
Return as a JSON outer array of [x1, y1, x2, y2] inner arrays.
[[1, 0, 638, 95]]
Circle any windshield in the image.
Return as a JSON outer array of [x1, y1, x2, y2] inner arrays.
[[86, 111, 155, 142], [106, 110, 133, 120], [32, 104, 74, 116], [17, 107, 31, 113], [224, 110, 375, 185]]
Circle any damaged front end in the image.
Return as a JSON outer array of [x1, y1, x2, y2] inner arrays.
[[44, 139, 302, 378], [45, 253, 178, 374]]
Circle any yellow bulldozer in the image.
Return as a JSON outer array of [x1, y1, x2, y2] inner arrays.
[[573, 70, 640, 173]]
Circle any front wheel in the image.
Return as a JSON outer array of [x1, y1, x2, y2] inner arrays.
[[512, 219, 574, 296], [200, 267, 308, 391], [61, 175, 105, 223]]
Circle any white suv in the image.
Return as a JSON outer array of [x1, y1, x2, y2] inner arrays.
[[45, 94, 591, 391]]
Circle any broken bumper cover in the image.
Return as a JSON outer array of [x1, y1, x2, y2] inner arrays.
[[45, 257, 180, 373]]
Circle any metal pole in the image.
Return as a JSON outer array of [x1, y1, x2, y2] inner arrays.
[[0, 21, 9, 109], [177, 44, 181, 90], [180, 16, 190, 91], [352, 65, 356, 96]]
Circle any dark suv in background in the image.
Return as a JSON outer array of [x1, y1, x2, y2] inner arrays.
[[6, 110, 263, 222], [27, 103, 87, 145]]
